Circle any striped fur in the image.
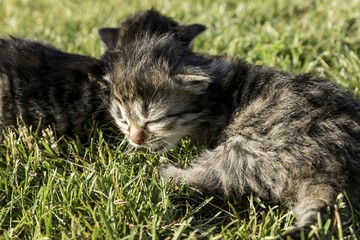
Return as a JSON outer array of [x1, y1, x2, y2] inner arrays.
[[103, 10, 360, 238], [0, 37, 109, 137]]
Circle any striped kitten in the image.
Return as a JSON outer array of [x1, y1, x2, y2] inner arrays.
[[0, 37, 109, 138], [102, 10, 360, 238], [98, 9, 207, 149]]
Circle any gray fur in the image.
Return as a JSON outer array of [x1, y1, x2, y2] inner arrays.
[[0, 37, 109, 138], [104, 10, 360, 237]]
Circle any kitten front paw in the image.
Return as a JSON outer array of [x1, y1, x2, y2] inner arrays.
[[158, 164, 186, 184]]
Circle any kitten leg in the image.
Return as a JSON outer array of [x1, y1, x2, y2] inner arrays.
[[159, 143, 244, 196], [295, 181, 338, 228], [281, 181, 340, 239], [159, 158, 225, 194]]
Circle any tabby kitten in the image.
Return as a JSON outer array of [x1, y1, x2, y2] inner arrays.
[[0, 37, 109, 138], [99, 9, 207, 146], [103, 10, 360, 238]]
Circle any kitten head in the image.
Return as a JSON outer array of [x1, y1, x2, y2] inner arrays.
[[107, 31, 213, 152], [98, 8, 206, 50]]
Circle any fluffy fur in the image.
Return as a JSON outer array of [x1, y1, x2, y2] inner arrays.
[[0, 37, 109, 137], [103, 10, 360, 238], [98, 8, 206, 51]]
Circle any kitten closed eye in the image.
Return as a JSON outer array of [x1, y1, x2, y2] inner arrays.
[[147, 110, 196, 123]]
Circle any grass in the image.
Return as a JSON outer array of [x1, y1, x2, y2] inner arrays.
[[1, 0, 360, 239]]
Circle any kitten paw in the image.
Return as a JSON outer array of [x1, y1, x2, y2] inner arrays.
[[158, 164, 186, 184]]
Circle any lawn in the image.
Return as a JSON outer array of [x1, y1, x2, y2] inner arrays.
[[1, 0, 360, 239]]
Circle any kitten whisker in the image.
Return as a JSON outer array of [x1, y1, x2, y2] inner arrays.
[[122, 144, 135, 155], [162, 139, 177, 148], [162, 150, 176, 162]]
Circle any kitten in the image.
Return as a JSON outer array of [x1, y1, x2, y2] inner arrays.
[[0, 37, 109, 138], [102, 10, 360, 238]]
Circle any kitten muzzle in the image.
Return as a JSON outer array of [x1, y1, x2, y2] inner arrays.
[[129, 126, 146, 145]]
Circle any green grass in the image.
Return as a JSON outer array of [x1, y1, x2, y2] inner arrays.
[[1, 0, 360, 239]]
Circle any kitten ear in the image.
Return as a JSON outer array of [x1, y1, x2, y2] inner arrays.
[[178, 24, 206, 43], [175, 74, 211, 93], [98, 27, 120, 49]]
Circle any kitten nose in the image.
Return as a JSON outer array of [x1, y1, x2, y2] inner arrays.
[[129, 126, 146, 145]]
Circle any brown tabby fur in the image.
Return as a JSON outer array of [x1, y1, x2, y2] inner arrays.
[[102, 10, 360, 238]]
